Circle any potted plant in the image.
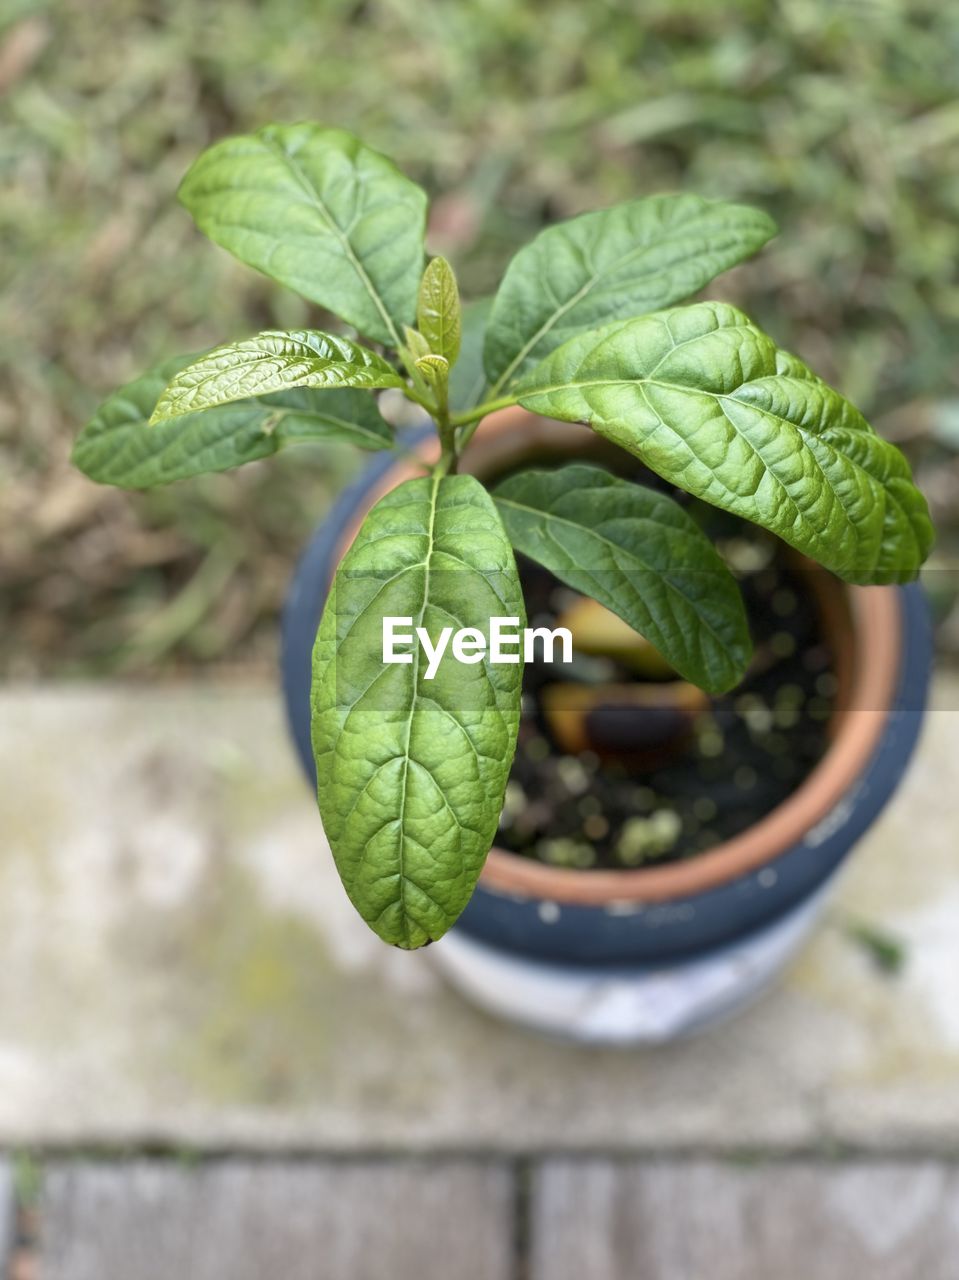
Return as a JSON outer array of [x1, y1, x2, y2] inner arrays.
[[74, 123, 934, 1041]]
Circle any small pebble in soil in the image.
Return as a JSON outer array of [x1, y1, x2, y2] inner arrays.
[[629, 786, 657, 811], [735, 693, 774, 734], [615, 810, 682, 863], [770, 631, 797, 658], [583, 813, 610, 840], [734, 765, 758, 791], [556, 757, 590, 795], [500, 781, 526, 826], [816, 672, 839, 698], [803, 644, 831, 673], [771, 588, 798, 617]]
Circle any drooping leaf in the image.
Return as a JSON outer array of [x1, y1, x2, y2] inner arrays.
[[73, 355, 392, 489], [417, 256, 461, 364], [311, 474, 524, 948], [178, 123, 427, 346], [449, 298, 492, 412], [150, 330, 403, 424], [516, 302, 933, 584], [494, 464, 751, 691], [483, 194, 776, 393], [262, 387, 394, 451]]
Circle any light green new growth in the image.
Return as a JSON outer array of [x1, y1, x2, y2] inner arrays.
[[73, 122, 934, 948]]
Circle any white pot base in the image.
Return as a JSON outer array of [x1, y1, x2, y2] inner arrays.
[[431, 878, 836, 1045]]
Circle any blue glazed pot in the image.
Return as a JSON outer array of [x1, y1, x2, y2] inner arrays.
[[281, 422, 933, 974]]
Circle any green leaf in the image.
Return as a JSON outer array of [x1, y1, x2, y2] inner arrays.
[[73, 355, 392, 489], [178, 123, 427, 347], [494, 464, 751, 692], [417, 256, 462, 364], [262, 387, 394, 451], [516, 302, 933, 584], [150, 330, 403, 424], [414, 353, 450, 399], [311, 474, 524, 948], [484, 194, 776, 393], [449, 298, 492, 412], [403, 325, 432, 361]]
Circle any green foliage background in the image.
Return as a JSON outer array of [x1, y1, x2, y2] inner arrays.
[[3, 0, 958, 675]]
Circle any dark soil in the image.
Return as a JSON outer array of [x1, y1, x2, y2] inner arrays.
[[496, 505, 839, 871]]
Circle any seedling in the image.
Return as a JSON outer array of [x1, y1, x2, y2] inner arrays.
[[74, 123, 933, 948]]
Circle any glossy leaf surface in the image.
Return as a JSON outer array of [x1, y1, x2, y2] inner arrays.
[[494, 464, 751, 691], [150, 330, 403, 423], [516, 302, 933, 583], [178, 123, 427, 345], [73, 355, 392, 488], [484, 194, 776, 392], [417, 256, 461, 364], [311, 475, 524, 948]]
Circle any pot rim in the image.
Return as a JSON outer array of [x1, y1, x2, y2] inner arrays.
[[334, 406, 903, 908]]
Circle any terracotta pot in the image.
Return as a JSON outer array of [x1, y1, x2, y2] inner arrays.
[[280, 409, 932, 1037]]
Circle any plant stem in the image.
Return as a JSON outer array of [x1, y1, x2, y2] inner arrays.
[[449, 394, 519, 428], [402, 385, 436, 414], [434, 385, 457, 475]]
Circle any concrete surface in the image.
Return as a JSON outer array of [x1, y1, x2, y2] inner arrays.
[[0, 1161, 12, 1274], [0, 678, 956, 1153], [530, 1159, 959, 1280], [39, 1160, 514, 1280]]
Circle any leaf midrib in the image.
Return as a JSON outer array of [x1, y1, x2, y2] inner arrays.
[[521, 372, 899, 561], [260, 133, 402, 347], [272, 407, 389, 448], [489, 207, 763, 395], [493, 491, 737, 659], [394, 472, 442, 946]]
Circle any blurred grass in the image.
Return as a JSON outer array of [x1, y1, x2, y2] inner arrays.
[[2, 0, 958, 675]]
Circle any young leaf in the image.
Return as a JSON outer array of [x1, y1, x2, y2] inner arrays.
[[403, 325, 432, 361], [178, 123, 427, 346], [150, 330, 404, 424], [414, 353, 450, 400], [417, 256, 462, 364], [449, 298, 492, 411], [311, 474, 524, 949], [516, 302, 933, 584], [73, 356, 392, 489], [494, 464, 751, 692], [483, 194, 776, 392]]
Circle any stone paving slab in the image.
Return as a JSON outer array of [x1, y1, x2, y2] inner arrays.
[[530, 1159, 959, 1280], [39, 1160, 514, 1280], [0, 1161, 12, 1273], [0, 680, 957, 1152]]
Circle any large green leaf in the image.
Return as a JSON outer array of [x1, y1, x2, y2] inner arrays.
[[73, 355, 392, 488], [311, 474, 524, 948], [150, 331, 403, 424], [178, 123, 427, 346], [494, 464, 751, 692], [449, 297, 492, 412], [516, 302, 933, 584], [264, 387, 393, 451], [483, 194, 776, 393]]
